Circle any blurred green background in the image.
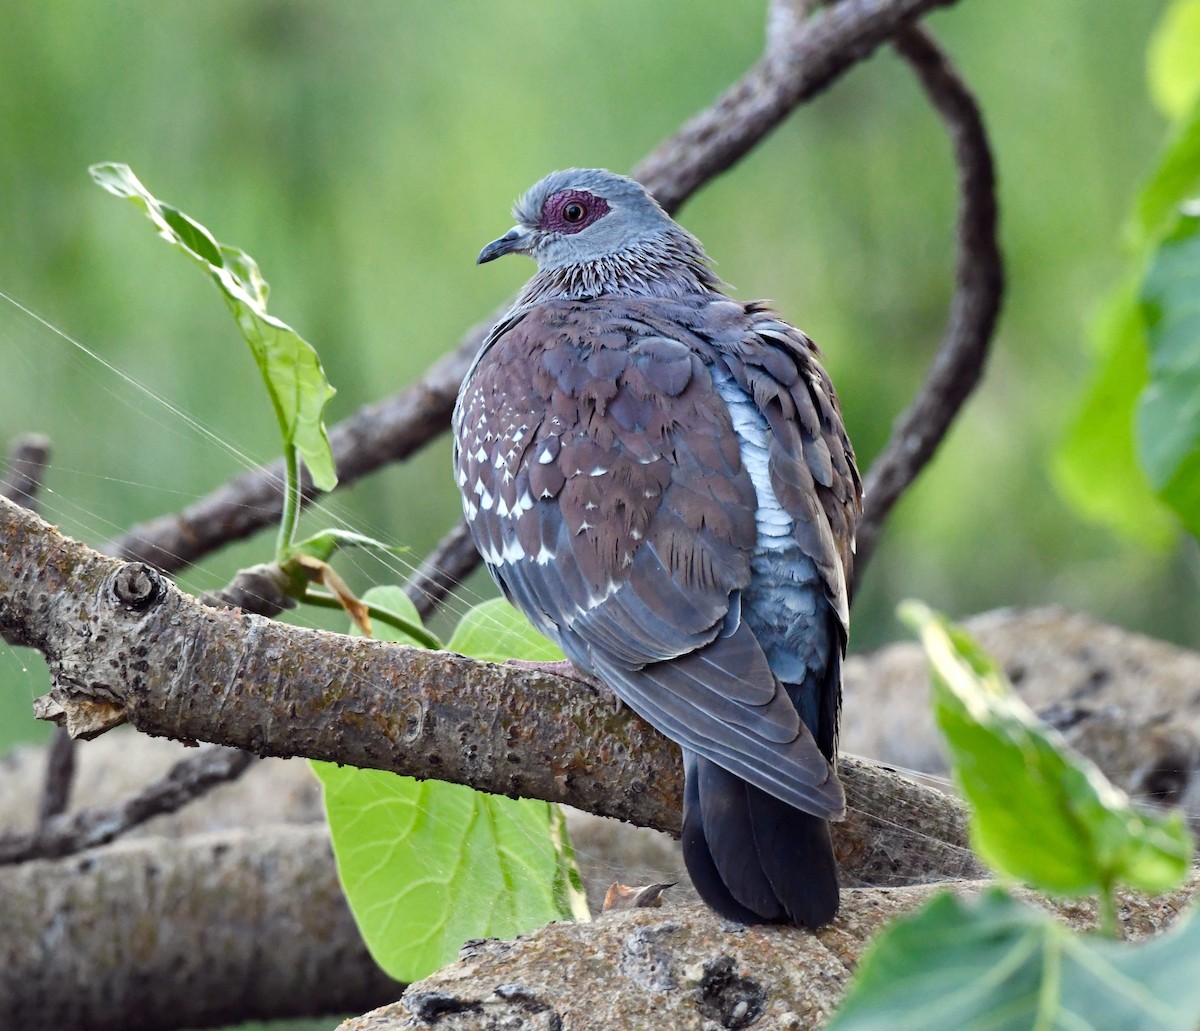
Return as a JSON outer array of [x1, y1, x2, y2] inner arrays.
[[1, 0, 1194, 755]]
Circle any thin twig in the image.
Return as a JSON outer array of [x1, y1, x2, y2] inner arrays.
[[0, 435, 77, 827], [37, 730, 76, 827], [0, 745, 256, 865], [404, 519, 481, 622], [0, 433, 51, 510], [853, 26, 1004, 578]]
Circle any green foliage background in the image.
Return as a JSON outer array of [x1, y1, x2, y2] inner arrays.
[[0, 1, 1192, 752]]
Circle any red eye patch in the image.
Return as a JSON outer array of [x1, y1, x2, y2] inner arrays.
[[541, 190, 610, 234]]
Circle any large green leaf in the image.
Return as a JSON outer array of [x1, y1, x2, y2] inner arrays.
[[1053, 286, 1176, 546], [447, 597, 565, 664], [830, 888, 1200, 1031], [1137, 209, 1200, 535], [1055, 18, 1200, 541], [313, 586, 586, 982], [312, 762, 588, 982], [89, 162, 337, 491], [901, 603, 1191, 897]]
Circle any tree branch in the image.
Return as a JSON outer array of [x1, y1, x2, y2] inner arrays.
[[0, 827, 401, 1030], [854, 25, 1004, 575], [342, 875, 1200, 1031], [403, 519, 481, 621], [1, 434, 79, 828], [1, 495, 979, 885], [0, 745, 256, 865], [0, 433, 51, 512]]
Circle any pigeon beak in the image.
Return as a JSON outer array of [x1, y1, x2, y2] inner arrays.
[[477, 226, 531, 265]]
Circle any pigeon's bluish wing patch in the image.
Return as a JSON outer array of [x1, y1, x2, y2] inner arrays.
[[707, 308, 862, 760]]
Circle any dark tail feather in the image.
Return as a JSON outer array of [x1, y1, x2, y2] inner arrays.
[[681, 754, 839, 928], [745, 781, 840, 927]]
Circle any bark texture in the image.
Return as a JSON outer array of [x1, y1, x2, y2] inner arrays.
[[340, 876, 1200, 1031], [0, 827, 402, 1031]]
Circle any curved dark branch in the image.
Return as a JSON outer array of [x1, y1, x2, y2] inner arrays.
[[854, 26, 1004, 580], [635, 0, 960, 208]]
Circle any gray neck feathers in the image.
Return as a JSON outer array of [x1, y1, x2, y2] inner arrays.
[[517, 229, 721, 305]]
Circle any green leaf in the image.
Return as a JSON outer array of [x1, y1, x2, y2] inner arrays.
[[1053, 286, 1177, 547], [1056, 44, 1200, 541], [354, 585, 424, 641], [311, 762, 588, 982], [1133, 96, 1200, 249], [1137, 209, 1200, 535], [352, 585, 439, 649], [830, 888, 1200, 1031], [314, 588, 586, 981], [1148, 0, 1200, 123], [447, 597, 565, 664], [901, 603, 1191, 897], [292, 528, 410, 564], [89, 162, 337, 491]]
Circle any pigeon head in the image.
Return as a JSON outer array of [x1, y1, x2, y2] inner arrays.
[[477, 169, 686, 271]]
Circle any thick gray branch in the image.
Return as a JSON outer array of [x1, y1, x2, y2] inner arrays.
[[1, 495, 977, 885], [0, 827, 401, 1031], [345, 876, 1200, 1031]]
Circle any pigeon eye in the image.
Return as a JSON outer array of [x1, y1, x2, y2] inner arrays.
[[543, 191, 608, 233]]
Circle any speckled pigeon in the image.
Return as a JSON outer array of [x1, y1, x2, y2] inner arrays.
[[454, 169, 861, 928]]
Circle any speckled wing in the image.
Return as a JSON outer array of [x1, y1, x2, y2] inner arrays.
[[453, 296, 854, 818]]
